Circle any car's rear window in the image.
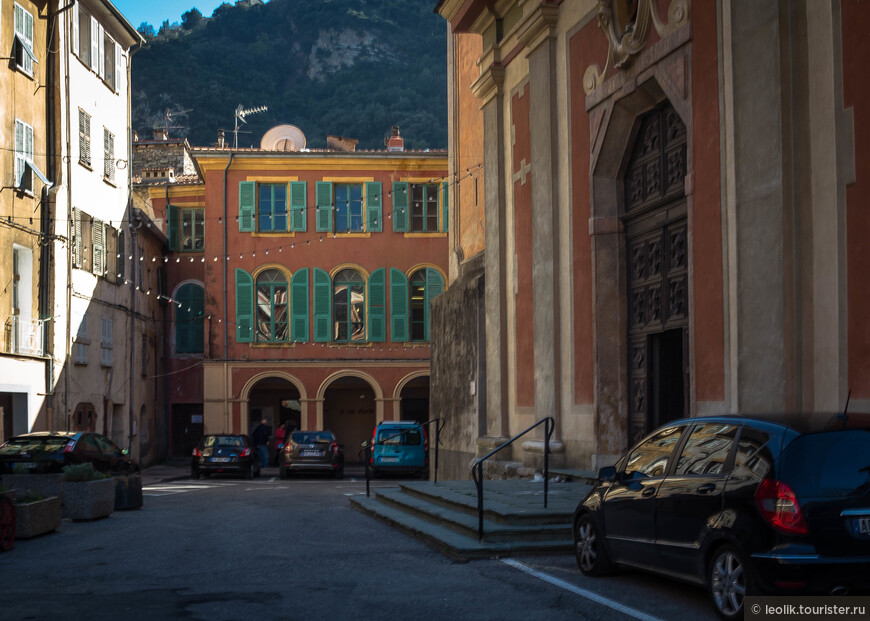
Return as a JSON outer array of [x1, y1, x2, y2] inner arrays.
[[0, 437, 70, 456], [377, 427, 421, 446], [780, 430, 870, 497], [292, 432, 333, 444], [203, 436, 244, 448]]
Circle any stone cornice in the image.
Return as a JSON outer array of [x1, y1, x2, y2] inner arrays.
[[516, 2, 561, 55], [471, 64, 506, 107]]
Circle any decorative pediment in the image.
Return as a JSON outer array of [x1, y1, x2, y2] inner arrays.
[[584, 0, 689, 94]]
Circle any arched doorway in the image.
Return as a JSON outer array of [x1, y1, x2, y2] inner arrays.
[[247, 376, 302, 438], [623, 101, 689, 444], [322, 376, 376, 463], [399, 376, 430, 421]]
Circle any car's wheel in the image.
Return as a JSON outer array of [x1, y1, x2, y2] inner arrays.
[[708, 544, 754, 620], [574, 514, 614, 576], [244, 462, 254, 480]]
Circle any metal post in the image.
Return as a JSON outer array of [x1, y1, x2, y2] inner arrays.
[[433, 420, 441, 483], [475, 463, 484, 542], [544, 418, 550, 508]]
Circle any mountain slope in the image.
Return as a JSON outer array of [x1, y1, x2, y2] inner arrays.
[[132, 0, 447, 150]]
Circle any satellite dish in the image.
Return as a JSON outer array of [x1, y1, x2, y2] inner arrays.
[[260, 125, 307, 151]]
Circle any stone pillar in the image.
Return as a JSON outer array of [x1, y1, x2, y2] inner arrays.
[[518, 5, 564, 467], [471, 61, 511, 454]]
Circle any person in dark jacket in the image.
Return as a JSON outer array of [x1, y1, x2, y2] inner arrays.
[[251, 419, 271, 468]]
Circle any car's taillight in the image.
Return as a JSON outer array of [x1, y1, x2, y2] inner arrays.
[[239, 448, 251, 457], [330, 442, 338, 454], [755, 478, 808, 535], [370, 429, 376, 464], [192, 448, 201, 457], [63, 441, 75, 454]]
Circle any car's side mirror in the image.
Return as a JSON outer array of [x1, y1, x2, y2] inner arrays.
[[597, 466, 617, 482], [121, 449, 129, 456], [360, 441, 369, 449]]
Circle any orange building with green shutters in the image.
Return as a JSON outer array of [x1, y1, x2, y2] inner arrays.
[[143, 127, 448, 457]]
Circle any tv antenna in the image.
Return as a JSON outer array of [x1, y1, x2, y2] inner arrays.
[[234, 104, 268, 148], [163, 108, 192, 135]]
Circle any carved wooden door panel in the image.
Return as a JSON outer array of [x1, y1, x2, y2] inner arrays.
[[624, 102, 689, 445]]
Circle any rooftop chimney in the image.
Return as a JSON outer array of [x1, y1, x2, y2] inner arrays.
[[132, 129, 140, 143], [152, 128, 169, 141], [387, 126, 404, 152], [326, 135, 358, 152], [217, 129, 226, 148]]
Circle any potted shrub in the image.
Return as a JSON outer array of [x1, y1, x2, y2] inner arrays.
[[13, 490, 61, 538], [61, 463, 114, 520]]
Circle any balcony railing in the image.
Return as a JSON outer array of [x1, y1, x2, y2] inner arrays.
[[4, 316, 45, 356]]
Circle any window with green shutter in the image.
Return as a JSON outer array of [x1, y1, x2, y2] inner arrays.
[[333, 269, 365, 342], [390, 268, 408, 342], [167, 204, 179, 251], [238, 181, 256, 232], [291, 269, 309, 342], [410, 183, 439, 232], [312, 268, 331, 342], [258, 184, 287, 232], [368, 268, 386, 342], [316, 182, 333, 232], [289, 181, 307, 232], [392, 182, 409, 232], [235, 268, 254, 342], [255, 269, 289, 342], [176, 283, 204, 353], [334, 184, 364, 233], [409, 268, 444, 342]]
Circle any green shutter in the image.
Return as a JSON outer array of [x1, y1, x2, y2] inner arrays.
[[290, 181, 307, 232], [191, 285, 204, 353], [441, 181, 449, 232], [235, 268, 254, 342], [392, 182, 409, 232], [390, 268, 408, 342], [291, 269, 309, 342], [366, 182, 382, 232], [424, 268, 444, 341], [117, 229, 125, 280], [315, 181, 332, 232], [312, 267, 331, 342], [368, 268, 386, 342], [238, 181, 256, 232], [168, 203, 179, 251]]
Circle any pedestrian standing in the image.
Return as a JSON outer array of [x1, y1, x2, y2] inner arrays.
[[252, 418, 271, 468], [273, 422, 287, 466]]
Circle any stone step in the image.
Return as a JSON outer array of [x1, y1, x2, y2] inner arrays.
[[372, 487, 572, 543], [350, 493, 574, 561]]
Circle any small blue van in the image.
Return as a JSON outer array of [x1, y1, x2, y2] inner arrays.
[[369, 421, 429, 478]]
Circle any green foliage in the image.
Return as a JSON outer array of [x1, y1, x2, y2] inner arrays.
[[62, 463, 108, 482], [132, 0, 446, 150], [181, 8, 203, 30], [14, 490, 45, 504]]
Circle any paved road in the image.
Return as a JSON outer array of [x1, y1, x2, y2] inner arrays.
[[0, 472, 716, 621]]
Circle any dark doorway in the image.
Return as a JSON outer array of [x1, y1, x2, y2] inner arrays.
[[399, 376, 430, 422], [647, 329, 685, 430], [171, 403, 203, 457]]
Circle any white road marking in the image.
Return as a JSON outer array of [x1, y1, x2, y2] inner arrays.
[[501, 559, 666, 621]]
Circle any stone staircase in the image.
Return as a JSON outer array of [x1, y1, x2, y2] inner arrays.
[[349, 474, 595, 561]]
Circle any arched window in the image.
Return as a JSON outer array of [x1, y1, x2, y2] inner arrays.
[[176, 283, 204, 353], [333, 269, 365, 342], [409, 268, 444, 342], [256, 269, 289, 342]]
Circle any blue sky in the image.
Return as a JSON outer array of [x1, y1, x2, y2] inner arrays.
[[112, 1, 228, 30]]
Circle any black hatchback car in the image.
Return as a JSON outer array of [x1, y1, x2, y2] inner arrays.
[[0, 431, 139, 475], [573, 416, 870, 620], [192, 434, 261, 480]]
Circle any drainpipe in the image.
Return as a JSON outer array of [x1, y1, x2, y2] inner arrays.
[[62, 3, 73, 431], [126, 40, 141, 456], [223, 152, 233, 430]]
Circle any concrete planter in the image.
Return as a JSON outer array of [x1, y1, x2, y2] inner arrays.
[[61, 478, 115, 520], [1, 474, 63, 502], [14, 496, 61, 538], [114, 475, 143, 510]]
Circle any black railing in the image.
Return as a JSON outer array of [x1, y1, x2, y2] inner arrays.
[[471, 417, 555, 542], [361, 418, 446, 497]]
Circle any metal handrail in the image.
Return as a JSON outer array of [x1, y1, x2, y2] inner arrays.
[[361, 418, 446, 497], [471, 417, 555, 542]]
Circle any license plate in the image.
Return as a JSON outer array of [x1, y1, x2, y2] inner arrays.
[[19, 462, 36, 469], [859, 518, 870, 534], [380, 457, 398, 463], [211, 457, 231, 463], [301, 450, 321, 457]]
